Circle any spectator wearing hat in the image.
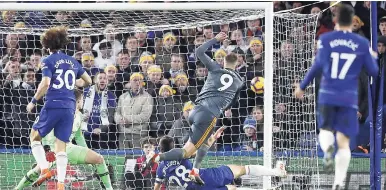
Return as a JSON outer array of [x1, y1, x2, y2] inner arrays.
[[171, 72, 196, 103], [81, 52, 100, 78], [240, 107, 264, 152], [93, 24, 123, 57], [154, 84, 182, 137], [352, 15, 366, 37], [213, 49, 227, 68], [146, 65, 168, 98], [95, 41, 115, 69], [139, 52, 156, 78], [167, 101, 195, 147], [155, 32, 181, 71], [245, 38, 264, 76], [115, 72, 154, 149]]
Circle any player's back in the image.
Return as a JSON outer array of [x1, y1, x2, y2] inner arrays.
[[42, 51, 83, 110], [317, 31, 378, 109], [156, 159, 194, 188], [195, 68, 243, 116]]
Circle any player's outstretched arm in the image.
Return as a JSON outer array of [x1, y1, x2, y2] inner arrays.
[[27, 76, 50, 113], [195, 32, 227, 71]]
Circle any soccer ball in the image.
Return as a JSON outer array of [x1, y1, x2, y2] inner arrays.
[[250, 77, 264, 94]]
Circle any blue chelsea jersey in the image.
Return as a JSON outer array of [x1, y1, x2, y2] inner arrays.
[[156, 159, 193, 188], [41, 51, 85, 110]]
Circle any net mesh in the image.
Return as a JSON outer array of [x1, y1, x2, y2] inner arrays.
[[0, 5, 373, 190]]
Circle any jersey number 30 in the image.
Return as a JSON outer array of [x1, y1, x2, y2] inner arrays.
[[330, 52, 356, 79], [53, 69, 76, 90], [218, 74, 234, 91]]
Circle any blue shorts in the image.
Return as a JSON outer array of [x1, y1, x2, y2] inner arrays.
[[188, 166, 234, 190], [317, 105, 358, 138], [32, 108, 75, 143]]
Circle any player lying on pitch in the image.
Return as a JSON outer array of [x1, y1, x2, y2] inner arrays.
[[154, 127, 287, 190], [147, 32, 244, 186], [15, 89, 113, 190]]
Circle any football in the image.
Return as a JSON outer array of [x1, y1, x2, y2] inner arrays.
[[250, 76, 264, 94]]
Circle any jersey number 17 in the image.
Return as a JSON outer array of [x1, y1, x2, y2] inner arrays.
[[330, 52, 356, 79]]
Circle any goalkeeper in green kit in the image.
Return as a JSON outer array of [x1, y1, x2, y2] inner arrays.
[[15, 89, 113, 190]]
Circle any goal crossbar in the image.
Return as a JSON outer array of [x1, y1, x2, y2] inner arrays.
[[0, 2, 273, 11]]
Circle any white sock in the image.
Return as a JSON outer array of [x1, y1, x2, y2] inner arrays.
[[319, 130, 335, 153], [334, 148, 351, 186], [245, 165, 279, 176], [56, 152, 68, 183], [31, 141, 49, 170]]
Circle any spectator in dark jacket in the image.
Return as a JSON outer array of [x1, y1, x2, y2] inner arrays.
[[167, 101, 194, 147]]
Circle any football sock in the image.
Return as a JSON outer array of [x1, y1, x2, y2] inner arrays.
[[96, 160, 113, 190], [31, 141, 49, 170], [56, 152, 68, 183], [245, 165, 279, 176], [319, 130, 335, 153], [158, 148, 186, 161], [193, 144, 210, 169], [15, 168, 39, 189], [334, 148, 351, 187]]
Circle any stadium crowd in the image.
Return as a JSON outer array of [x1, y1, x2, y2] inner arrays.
[[0, 1, 386, 188], [1, 1, 386, 152]]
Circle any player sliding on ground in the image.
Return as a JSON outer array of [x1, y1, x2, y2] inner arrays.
[[147, 32, 244, 185], [294, 4, 378, 190], [26, 26, 92, 190], [153, 127, 287, 190], [16, 89, 113, 190]]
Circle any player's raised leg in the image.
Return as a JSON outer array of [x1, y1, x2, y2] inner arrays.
[[84, 149, 113, 190]]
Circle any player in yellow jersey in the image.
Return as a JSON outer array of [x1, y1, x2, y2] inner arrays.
[[15, 89, 113, 190]]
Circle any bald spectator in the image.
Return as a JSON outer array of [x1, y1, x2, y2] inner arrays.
[[115, 73, 153, 149]]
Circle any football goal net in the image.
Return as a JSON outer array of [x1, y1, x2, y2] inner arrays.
[[0, 2, 334, 189]]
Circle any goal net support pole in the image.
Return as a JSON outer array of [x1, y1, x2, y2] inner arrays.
[[0, 2, 275, 189]]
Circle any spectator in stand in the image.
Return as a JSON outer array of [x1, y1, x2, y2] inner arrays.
[[115, 73, 153, 149], [165, 54, 185, 79], [51, 11, 69, 26], [226, 29, 249, 53], [188, 61, 207, 93], [153, 37, 163, 54], [313, 6, 333, 39], [292, 2, 305, 14], [93, 24, 122, 57], [233, 47, 247, 76], [240, 117, 261, 152], [139, 52, 156, 79], [83, 72, 117, 149], [122, 137, 159, 190], [26, 51, 43, 82], [213, 49, 226, 68], [6, 69, 39, 146], [1, 60, 21, 87], [187, 32, 205, 74], [95, 42, 115, 69], [273, 1, 286, 12], [104, 65, 120, 94], [146, 65, 168, 98], [168, 101, 194, 147], [155, 84, 182, 137], [378, 36, 386, 55], [155, 32, 180, 71], [79, 36, 93, 53], [244, 18, 263, 41], [171, 72, 196, 103], [135, 23, 154, 53], [203, 25, 215, 41], [352, 15, 366, 37], [117, 49, 139, 74], [245, 38, 264, 76], [0, 11, 17, 27], [380, 16, 386, 36], [125, 36, 142, 66], [81, 52, 100, 77]]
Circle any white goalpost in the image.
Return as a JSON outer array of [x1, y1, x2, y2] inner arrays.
[[0, 2, 320, 190]]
